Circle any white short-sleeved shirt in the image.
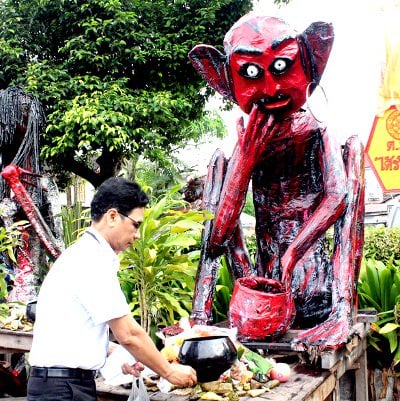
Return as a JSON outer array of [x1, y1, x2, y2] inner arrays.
[[29, 227, 131, 370]]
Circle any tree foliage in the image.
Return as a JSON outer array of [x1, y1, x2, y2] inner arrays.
[[0, 0, 252, 188]]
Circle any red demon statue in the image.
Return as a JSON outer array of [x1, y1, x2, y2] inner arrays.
[[0, 87, 63, 304], [188, 14, 364, 351]]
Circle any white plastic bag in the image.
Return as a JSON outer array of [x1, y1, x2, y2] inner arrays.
[[100, 344, 136, 386], [127, 377, 150, 401]]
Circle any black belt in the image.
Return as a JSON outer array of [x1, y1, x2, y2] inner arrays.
[[30, 366, 96, 379]]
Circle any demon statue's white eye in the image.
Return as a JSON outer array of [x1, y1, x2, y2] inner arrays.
[[239, 63, 264, 79], [274, 59, 287, 71], [246, 64, 260, 77], [269, 58, 293, 76]]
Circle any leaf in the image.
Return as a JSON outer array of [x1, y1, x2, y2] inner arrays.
[[147, 248, 157, 262], [119, 190, 211, 333], [394, 271, 400, 291], [170, 220, 204, 232], [366, 260, 380, 302], [368, 335, 383, 352], [358, 291, 382, 313], [161, 292, 189, 317], [379, 323, 400, 334], [390, 284, 399, 308], [163, 236, 197, 247], [244, 349, 274, 375], [385, 331, 398, 353], [370, 322, 381, 333], [393, 343, 400, 366], [7, 247, 17, 263], [380, 268, 393, 312]]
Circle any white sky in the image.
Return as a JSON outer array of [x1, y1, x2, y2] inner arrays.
[[179, 0, 389, 176]]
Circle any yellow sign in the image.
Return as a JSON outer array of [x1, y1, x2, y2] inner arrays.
[[366, 106, 400, 192]]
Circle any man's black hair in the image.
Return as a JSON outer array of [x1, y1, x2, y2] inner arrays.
[[90, 177, 149, 222]]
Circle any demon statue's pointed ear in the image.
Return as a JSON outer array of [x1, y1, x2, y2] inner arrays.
[[188, 44, 235, 103], [298, 22, 334, 85]]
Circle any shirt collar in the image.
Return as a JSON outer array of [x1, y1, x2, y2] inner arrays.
[[85, 227, 120, 271]]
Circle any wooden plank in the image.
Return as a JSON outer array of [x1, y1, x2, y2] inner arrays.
[[357, 309, 377, 323], [96, 363, 335, 401], [0, 329, 33, 352], [354, 342, 368, 401], [303, 374, 337, 401], [321, 323, 369, 370]]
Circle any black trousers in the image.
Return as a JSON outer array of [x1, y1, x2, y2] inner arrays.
[[27, 375, 97, 401]]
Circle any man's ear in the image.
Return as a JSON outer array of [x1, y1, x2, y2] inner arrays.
[[106, 208, 119, 225], [188, 44, 235, 102], [298, 22, 334, 85]]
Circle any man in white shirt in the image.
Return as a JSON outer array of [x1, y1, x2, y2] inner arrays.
[[27, 177, 197, 401]]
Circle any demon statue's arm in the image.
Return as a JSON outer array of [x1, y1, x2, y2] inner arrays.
[[210, 109, 278, 254], [292, 135, 364, 350], [1, 164, 62, 259]]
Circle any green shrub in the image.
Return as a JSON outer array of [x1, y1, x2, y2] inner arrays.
[[213, 257, 234, 323], [0, 220, 25, 301], [59, 202, 91, 248], [242, 192, 255, 217], [119, 186, 213, 334], [358, 257, 400, 369], [363, 226, 400, 263], [357, 222, 400, 370]]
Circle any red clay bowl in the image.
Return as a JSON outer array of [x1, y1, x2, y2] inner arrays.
[[229, 276, 295, 341]]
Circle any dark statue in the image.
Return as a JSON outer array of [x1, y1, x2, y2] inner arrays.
[[0, 87, 62, 304], [188, 13, 365, 351]]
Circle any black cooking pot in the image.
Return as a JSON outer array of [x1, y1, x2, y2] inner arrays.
[[178, 335, 237, 382]]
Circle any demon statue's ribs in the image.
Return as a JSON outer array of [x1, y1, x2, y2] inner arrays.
[[0, 87, 63, 304], [188, 13, 365, 351]]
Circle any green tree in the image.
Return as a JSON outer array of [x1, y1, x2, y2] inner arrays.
[[0, 0, 251, 188]]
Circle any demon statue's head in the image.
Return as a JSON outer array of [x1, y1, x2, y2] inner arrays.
[[189, 14, 334, 119]]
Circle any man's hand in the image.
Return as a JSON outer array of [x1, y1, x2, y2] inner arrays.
[[164, 363, 197, 388], [121, 361, 145, 377]]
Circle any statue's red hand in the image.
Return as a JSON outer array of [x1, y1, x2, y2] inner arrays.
[[237, 105, 276, 162]]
